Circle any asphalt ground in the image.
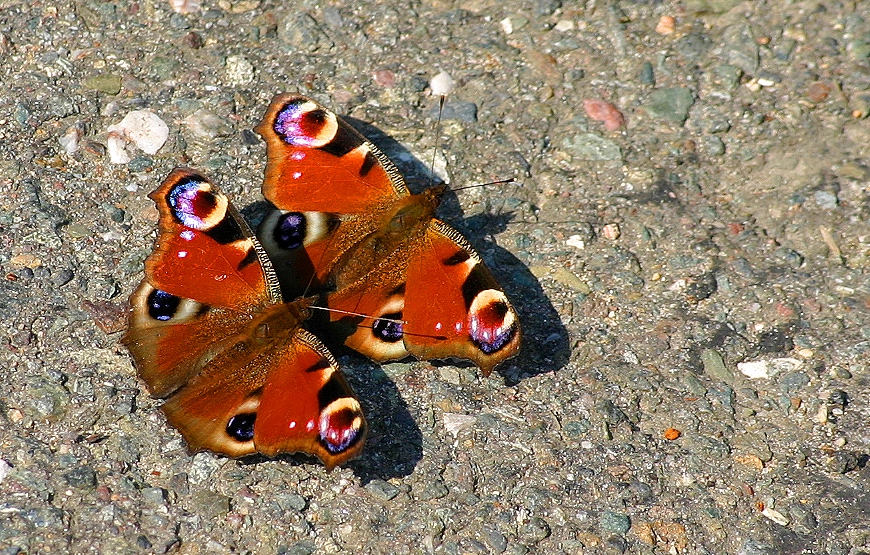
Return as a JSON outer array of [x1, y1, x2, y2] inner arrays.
[[1, 1, 869, 554]]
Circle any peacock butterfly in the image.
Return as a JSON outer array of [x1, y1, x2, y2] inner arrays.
[[255, 94, 521, 376], [122, 167, 366, 470]]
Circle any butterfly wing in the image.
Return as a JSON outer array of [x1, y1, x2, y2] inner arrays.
[[256, 93, 408, 297], [256, 95, 521, 374], [403, 221, 521, 375], [122, 168, 366, 469], [326, 220, 521, 376], [124, 168, 276, 396], [256, 93, 408, 213]]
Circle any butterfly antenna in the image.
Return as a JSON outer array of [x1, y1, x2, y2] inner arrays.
[[309, 305, 407, 326], [451, 177, 515, 193], [429, 94, 447, 189], [427, 74, 521, 226]]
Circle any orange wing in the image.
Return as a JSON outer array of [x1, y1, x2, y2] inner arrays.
[[122, 168, 366, 469], [256, 95, 521, 374]]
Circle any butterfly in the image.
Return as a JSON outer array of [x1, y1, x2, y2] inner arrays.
[[122, 167, 366, 470], [254, 94, 522, 376]]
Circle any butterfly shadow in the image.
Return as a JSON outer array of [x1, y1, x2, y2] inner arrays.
[[344, 359, 424, 481], [445, 207, 572, 384], [346, 117, 571, 385]]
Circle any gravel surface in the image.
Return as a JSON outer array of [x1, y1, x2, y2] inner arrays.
[[2, 1, 870, 554]]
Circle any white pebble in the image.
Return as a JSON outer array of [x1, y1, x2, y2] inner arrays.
[[225, 55, 255, 85], [768, 357, 803, 373], [566, 235, 585, 249], [106, 132, 131, 164], [169, 0, 200, 14], [430, 71, 454, 96], [183, 109, 232, 139], [738, 357, 802, 380], [737, 360, 770, 379], [58, 124, 83, 155], [761, 507, 790, 526], [500, 17, 514, 34], [106, 110, 169, 163], [443, 413, 476, 437], [100, 230, 124, 242], [0, 459, 11, 484]]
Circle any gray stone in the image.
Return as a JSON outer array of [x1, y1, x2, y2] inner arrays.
[[814, 190, 838, 209], [560, 133, 622, 161], [278, 13, 334, 52], [484, 527, 508, 553], [723, 25, 759, 74], [737, 539, 774, 555], [779, 372, 810, 394], [599, 510, 631, 534], [701, 349, 734, 383], [432, 101, 478, 123], [518, 517, 550, 543], [365, 479, 400, 500], [63, 466, 96, 489], [416, 479, 449, 501], [645, 87, 695, 125]]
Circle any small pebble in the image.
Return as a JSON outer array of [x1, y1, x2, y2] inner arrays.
[[599, 510, 631, 534], [435, 101, 477, 123], [106, 110, 169, 163], [583, 99, 625, 131], [702, 135, 726, 155], [807, 82, 831, 103], [127, 156, 154, 172], [0, 459, 11, 484], [81, 299, 128, 334], [554, 20, 575, 32], [83, 73, 122, 95], [225, 55, 255, 85], [778, 372, 810, 395], [813, 190, 838, 209], [656, 15, 676, 35], [701, 349, 734, 383], [644, 87, 695, 125], [484, 527, 508, 553], [365, 479, 400, 501], [183, 109, 233, 139], [566, 235, 585, 249], [518, 517, 551, 543], [169, 0, 200, 14], [639, 61, 655, 85], [443, 413, 476, 437], [560, 133, 622, 161], [602, 223, 621, 240], [416, 479, 449, 501], [58, 124, 83, 155], [373, 69, 395, 88], [182, 31, 204, 48], [500, 17, 515, 35], [761, 507, 789, 526], [64, 466, 97, 489], [278, 13, 334, 52]]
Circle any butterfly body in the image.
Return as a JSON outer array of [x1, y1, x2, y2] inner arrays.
[[123, 168, 366, 470], [256, 94, 521, 375]]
